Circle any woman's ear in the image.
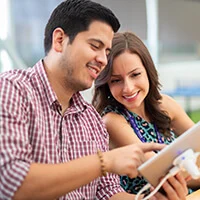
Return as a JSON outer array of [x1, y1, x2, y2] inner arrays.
[[52, 28, 68, 52]]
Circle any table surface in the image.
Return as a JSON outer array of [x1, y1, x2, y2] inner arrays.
[[186, 189, 200, 200]]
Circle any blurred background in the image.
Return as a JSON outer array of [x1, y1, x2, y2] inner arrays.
[[0, 0, 200, 121]]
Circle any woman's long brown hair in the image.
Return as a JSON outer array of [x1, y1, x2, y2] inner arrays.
[[92, 32, 171, 136]]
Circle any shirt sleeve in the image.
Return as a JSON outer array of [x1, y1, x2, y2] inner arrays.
[[0, 77, 32, 199], [91, 110, 125, 199], [96, 173, 125, 200]]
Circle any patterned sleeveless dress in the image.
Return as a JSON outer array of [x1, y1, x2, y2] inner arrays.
[[102, 105, 176, 194]]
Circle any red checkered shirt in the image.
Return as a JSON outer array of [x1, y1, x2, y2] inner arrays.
[[0, 60, 124, 200]]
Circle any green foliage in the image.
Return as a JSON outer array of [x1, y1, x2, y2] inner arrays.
[[189, 110, 200, 123]]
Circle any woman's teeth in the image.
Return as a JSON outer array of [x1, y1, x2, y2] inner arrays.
[[124, 92, 138, 99]]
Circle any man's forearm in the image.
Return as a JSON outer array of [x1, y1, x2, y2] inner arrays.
[[13, 154, 101, 200], [110, 192, 143, 200]]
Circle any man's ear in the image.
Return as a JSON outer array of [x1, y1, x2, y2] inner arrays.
[[52, 28, 68, 52]]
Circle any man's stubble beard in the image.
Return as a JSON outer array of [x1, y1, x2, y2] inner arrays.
[[62, 58, 90, 93]]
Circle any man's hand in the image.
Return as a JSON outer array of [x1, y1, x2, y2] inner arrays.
[[104, 143, 165, 178]]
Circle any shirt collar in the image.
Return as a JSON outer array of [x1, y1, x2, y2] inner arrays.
[[66, 92, 90, 114], [35, 59, 57, 107], [34, 60, 90, 114]]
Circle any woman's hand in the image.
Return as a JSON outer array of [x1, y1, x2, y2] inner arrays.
[[153, 172, 188, 200]]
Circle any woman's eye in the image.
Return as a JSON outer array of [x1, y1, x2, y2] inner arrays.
[[132, 72, 141, 77], [111, 79, 120, 83]]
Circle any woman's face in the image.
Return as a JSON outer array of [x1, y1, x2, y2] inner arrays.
[[108, 51, 149, 112]]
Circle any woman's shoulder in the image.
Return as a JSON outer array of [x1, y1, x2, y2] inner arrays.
[[102, 106, 128, 125], [159, 93, 187, 121], [102, 105, 126, 117], [159, 94, 179, 112], [160, 93, 176, 104]]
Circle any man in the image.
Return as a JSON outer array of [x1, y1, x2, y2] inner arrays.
[[0, 0, 188, 199]]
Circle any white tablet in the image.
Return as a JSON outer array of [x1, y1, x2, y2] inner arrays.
[[138, 121, 200, 187]]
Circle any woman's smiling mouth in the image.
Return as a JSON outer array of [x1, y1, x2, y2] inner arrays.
[[123, 91, 139, 100]]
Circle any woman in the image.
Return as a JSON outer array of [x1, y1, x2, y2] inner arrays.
[[92, 31, 196, 194]]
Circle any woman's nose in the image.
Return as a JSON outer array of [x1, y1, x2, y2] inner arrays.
[[123, 79, 134, 93]]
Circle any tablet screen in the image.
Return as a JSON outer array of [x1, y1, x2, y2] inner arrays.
[[138, 121, 200, 187]]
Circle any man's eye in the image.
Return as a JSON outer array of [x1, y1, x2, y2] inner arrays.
[[91, 44, 99, 49], [106, 50, 110, 56]]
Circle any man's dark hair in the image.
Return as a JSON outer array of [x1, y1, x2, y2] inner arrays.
[[44, 0, 120, 55]]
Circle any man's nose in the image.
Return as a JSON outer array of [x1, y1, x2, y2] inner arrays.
[[96, 51, 108, 67]]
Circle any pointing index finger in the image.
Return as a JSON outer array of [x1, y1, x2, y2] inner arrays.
[[139, 143, 166, 153]]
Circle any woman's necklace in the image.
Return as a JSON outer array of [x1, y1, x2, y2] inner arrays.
[[124, 109, 163, 144]]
